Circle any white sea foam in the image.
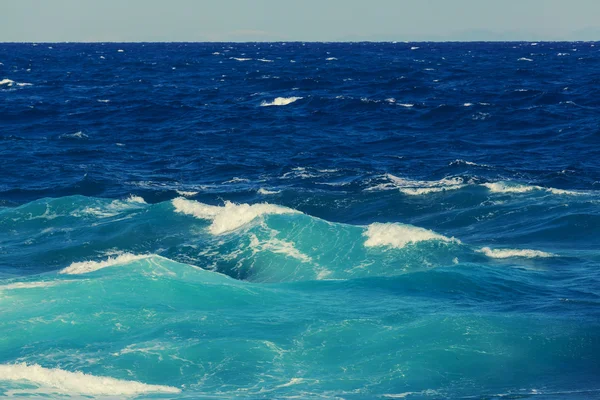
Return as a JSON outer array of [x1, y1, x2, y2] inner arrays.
[[0, 363, 180, 395], [117, 49, 124, 53], [60, 253, 151, 275], [230, 57, 252, 61], [249, 234, 311, 263], [223, 177, 250, 184], [60, 131, 88, 139], [464, 103, 474, 107], [258, 188, 281, 195], [0, 281, 58, 290], [482, 182, 581, 195], [97, 99, 110, 103], [364, 223, 459, 249], [411, 47, 420, 50], [398, 103, 414, 108], [172, 198, 299, 235], [126, 195, 146, 204], [518, 57, 533, 61], [478, 247, 555, 259], [257, 58, 274, 62], [260, 97, 303, 107], [176, 190, 198, 197], [1, 78, 31, 87], [366, 174, 465, 195]]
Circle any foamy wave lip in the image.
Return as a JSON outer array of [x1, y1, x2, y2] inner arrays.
[[364, 222, 460, 249], [0, 78, 32, 87], [60, 253, 151, 275], [59, 131, 88, 139], [258, 188, 281, 195], [172, 198, 299, 235], [126, 195, 146, 204], [478, 247, 555, 259], [261, 97, 303, 107], [482, 181, 582, 195], [366, 174, 465, 195], [230, 57, 252, 61], [518, 57, 533, 61], [0, 363, 180, 395], [176, 189, 198, 197], [249, 234, 311, 263]]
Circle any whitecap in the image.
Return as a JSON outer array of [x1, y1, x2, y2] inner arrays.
[[60, 253, 151, 275], [364, 223, 459, 249], [172, 198, 299, 235], [518, 57, 533, 61], [258, 188, 281, 195], [411, 47, 420, 50], [365, 174, 465, 195], [126, 195, 146, 204], [257, 58, 274, 62], [223, 177, 251, 184], [117, 49, 124, 53], [260, 96, 303, 107], [59, 131, 88, 139], [176, 190, 198, 197], [398, 103, 414, 108], [249, 234, 311, 263], [230, 57, 252, 61], [0, 78, 31, 87], [477, 247, 555, 259], [326, 57, 337, 61], [97, 99, 110, 103], [0, 363, 180, 395], [482, 182, 581, 195]]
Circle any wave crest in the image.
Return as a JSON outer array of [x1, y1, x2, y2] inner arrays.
[[0, 363, 180, 395], [364, 223, 459, 249], [172, 198, 299, 235]]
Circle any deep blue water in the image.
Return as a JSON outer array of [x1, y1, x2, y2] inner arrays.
[[1, 42, 599, 399]]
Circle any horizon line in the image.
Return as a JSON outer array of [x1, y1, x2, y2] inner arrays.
[[1, 40, 599, 44]]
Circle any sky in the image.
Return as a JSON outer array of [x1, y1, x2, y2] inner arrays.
[[2, 0, 600, 42]]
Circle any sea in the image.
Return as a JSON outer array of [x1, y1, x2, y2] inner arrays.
[[0, 42, 599, 399]]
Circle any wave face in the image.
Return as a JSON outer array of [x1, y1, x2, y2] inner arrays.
[[1, 42, 600, 399]]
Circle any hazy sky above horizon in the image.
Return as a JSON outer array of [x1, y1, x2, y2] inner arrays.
[[2, 0, 600, 42]]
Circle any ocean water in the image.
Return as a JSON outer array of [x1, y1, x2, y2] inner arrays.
[[1, 42, 599, 399]]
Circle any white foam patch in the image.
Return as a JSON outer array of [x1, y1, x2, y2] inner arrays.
[[366, 174, 465, 195], [518, 57, 533, 61], [230, 57, 252, 61], [60, 131, 88, 139], [326, 57, 338, 61], [364, 223, 459, 249], [0, 363, 180, 395], [172, 198, 299, 235], [0, 78, 15, 86], [478, 247, 555, 259], [176, 190, 198, 197], [258, 188, 281, 195], [60, 253, 151, 275], [257, 58, 274, 62], [249, 234, 311, 263], [482, 182, 581, 195], [126, 195, 146, 204], [0, 282, 58, 290], [261, 97, 303, 107]]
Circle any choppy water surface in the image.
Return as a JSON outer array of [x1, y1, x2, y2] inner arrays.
[[1, 42, 599, 399]]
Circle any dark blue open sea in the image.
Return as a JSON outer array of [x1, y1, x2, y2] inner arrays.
[[1, 42, 599, 399]]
